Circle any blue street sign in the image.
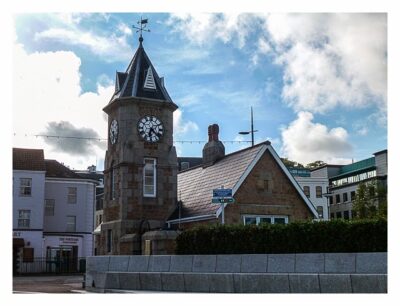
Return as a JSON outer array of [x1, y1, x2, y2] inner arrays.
[[213, 188, 232, 198]]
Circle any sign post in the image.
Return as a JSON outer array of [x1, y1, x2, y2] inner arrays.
[[212, 187, 234, 225]]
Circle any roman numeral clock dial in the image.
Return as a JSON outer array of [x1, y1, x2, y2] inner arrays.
[[137, 115, 164, 143], [109, 119, 118, 145]]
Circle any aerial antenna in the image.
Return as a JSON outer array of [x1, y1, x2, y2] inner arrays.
[[132, 16, 150, 44]]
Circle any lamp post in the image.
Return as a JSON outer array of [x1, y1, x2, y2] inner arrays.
[[239, 106, 258, 147]]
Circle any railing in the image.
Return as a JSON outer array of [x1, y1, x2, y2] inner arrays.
[[14, 257, 86, 275]]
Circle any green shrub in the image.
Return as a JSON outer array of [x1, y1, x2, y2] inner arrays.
[[175, 218, 387, 254]]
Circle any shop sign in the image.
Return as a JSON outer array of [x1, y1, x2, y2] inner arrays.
[[59, 237, 79, 244]]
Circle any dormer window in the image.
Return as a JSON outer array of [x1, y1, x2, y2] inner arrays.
[[143, 67, 156, 90]]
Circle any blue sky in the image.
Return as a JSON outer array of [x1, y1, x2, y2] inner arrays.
[[12, 13, 387, 170]]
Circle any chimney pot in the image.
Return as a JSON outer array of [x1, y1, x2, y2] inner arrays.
[[203, 123, 225, 166]]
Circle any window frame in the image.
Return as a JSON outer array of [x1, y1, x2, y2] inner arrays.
[[303, 186, 310, 198], [180, 161, 190, 170], [343, 192, 348, 202], [243, 214, 289, 225], [44, 199, 55, 216], [316, 186, 322, 198], [67, 187, 77, 204], [18, 209, 31, 228], [19, 178, 32, 197], [317, 206, 324, 218], [335, 194, 341, 204], [143, 158, 157, 197], [66, 215, 76, 232]]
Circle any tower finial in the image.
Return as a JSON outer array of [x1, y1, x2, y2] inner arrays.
[[133, 16, 150, 46]]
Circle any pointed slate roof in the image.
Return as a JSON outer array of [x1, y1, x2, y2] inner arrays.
[[167, 142, 319, 224], [109, 41, 172, 103]]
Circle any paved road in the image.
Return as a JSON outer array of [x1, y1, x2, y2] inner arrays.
[[13, 275, 85, 293]]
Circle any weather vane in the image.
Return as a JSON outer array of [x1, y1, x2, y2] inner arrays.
[[132, 16, 150, 44]]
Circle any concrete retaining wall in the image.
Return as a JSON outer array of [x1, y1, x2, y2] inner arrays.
[[85, 252, 387, 293]]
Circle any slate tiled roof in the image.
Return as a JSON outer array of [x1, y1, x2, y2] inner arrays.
[[109, 42, 172, 103], [45, 159, 83, 179], [169, 143, 267, 221], [13, 148, 45, 171]]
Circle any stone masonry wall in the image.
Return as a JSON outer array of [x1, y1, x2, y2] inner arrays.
[[224, 149, 313, 224]]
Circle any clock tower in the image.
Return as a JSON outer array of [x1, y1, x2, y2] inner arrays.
[[99, 29, 178, 255]]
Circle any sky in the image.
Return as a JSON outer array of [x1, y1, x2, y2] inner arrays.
[[12, 12, 387, 171]]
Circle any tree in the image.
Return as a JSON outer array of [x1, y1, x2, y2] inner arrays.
[[281, 158, 304, 168], [352, 180, 387, 219], [306, 160, 326, 169]]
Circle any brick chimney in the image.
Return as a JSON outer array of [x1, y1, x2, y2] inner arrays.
[[202, 124, 225, 166]]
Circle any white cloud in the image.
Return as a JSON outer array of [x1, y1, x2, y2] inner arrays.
[[166, 13, 259, 49], [281, 111, 352, 165], [167, 13, 387, 118], [13, 43, 113, 170], [173, 109, 199, 136], [265, 13, 387, 114], [34, 22, 133, 62]]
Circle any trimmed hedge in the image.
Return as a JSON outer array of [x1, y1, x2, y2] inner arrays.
[[175, 218, 387, 254]]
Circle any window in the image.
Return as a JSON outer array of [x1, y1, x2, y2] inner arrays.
[[45, 199, 55, 216], [303, 186, 310, 198], [343, 210, 350, 220], [317, 206, 324, 218], [19, 178, 32, 196], [329, 196, 333, 205], [316, 186, 322, 198], [350, 191, 356, 201], [67, 187, 77, 204], [66, 216, 76, 232], [180, 162, 190, 170], [143, 158, 156, 197], [336, 211, 342, 219], [107, 229, 113, 253], [330, 213, 335, 219], [336, 194, 341, 204], [243, 215, 288, 225], [343, 192, 348, 202], [18, 210, 30, 228]]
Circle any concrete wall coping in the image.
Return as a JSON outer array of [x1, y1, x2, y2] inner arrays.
[[86, 252, 387, 275], [86, 271, 387, 293]]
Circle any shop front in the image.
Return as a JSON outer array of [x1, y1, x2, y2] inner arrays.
[[43, 235, 84, 273]]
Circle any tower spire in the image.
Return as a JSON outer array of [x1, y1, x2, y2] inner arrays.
[[132, 16, 150, 46]]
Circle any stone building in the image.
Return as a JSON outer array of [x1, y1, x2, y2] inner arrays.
[[98, 34, 179, 255], [98, 31, 320, 255], [166, 126, 319, 229]]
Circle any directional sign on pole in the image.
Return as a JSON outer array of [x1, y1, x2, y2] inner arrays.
[[213, 189, 232, 198], [212, 197, 235, 204]]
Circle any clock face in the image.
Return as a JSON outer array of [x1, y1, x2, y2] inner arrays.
[[110, 119, 118, 145], [137, 115, 164, 143]]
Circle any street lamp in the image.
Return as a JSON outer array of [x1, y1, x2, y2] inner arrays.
[[239, 106, 258, 147]]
